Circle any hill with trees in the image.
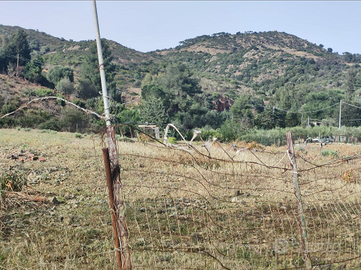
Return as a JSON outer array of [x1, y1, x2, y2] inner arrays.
[[1, 25, 361, 142]]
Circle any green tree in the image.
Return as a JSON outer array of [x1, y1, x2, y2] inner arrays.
[[230, 94, 254, 128], [79, 39, 117, 101], [77, 79, 99, 99], [255, 106, 275, 129], [6, 29, 31, 67], [47, 65, 74, 86], [0, 48, 8, 73], [115, 107, 141, 137], [141, 83, 165, 101], [345, 68, 357, 100], [155, 63, 202, 116], [56, 77, 75, 95], [301, 89, 343, 121], [60, 107, 89, 132], [23, 55, 44, 83], [139, 96, 168, 127]]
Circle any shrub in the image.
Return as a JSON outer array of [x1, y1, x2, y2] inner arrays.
[[73, 99, 86, 108], [35, 88, 53, 97], [74, 133, 83, 138], [216, 119, 242, 142], [60, 107, 89, 133], [38, 118, 62, 131], [200, 126, 218, 141], [168, 137, 177, 144], [1, 171, 26, 198], [1, 103, 17, 114], [56, 77, 75, 94], [320, 149, 339, 159], [47, 65, 74, 85]]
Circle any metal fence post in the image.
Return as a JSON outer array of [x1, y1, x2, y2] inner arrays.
[[286, 132, 312, 270]]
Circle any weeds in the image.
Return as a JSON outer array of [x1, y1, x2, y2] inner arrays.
[[74, 133, 83, 138], [320, 149, 339, 158], [0, 170, 26, 199]]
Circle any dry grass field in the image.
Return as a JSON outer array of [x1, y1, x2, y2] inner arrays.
[[1, 128, 361, 269]]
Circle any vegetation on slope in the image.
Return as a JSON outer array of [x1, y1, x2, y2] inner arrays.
[[1, 25, 361, 142]]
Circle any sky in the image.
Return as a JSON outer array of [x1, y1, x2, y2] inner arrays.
[[0, 1, 361, 55]]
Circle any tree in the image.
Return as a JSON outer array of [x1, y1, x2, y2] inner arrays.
[[47, 65, 74, 86], [139, 96, 168, 127], [345, 68, 357, 100], [23, 55, 44, 83], [230, 94, 254, 128], [79, 39, 117, 101], [255, 106, 275, 129], [56, 77, 75, 95], [6, 29, 31, 68], [77, 79, 99, 99], [0, 48, 7, 73], [155, 63, 202, 116], [141, 83, 165, 101]]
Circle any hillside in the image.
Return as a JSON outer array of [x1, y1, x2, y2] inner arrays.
[[157, 31, 354, 97], [1, 25, 361, 136]]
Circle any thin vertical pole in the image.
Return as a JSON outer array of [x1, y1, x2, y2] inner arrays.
[[92, 0, 111, 127], [339, 99, 342, 129], [92, 1, 132, 269], [286, 132, 312, 270], [16, 53, 19, 77]]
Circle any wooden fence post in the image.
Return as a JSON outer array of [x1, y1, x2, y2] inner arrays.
[[286, 132, 312, 270]]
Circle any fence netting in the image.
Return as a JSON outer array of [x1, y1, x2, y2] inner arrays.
[[1, 128, 361, 269], [116, 131, 361, 269]]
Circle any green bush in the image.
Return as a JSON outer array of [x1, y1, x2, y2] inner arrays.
[[38, 118, 62, 131], [74, 133, 83, 138], [320, 149, 339, 159], [18, 110, 51, 128], [1, 171, 26, 198], [200, 126, 218, 141], [73, 99, 86, 108], [216, 119, 242, 142], [56, 77, 75, 94], [35, 88, 53, 97], [168, 137, 177, 144], [1, 103, 17, 114]]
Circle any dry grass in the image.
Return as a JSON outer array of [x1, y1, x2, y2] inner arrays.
[[1, 128, 361, 269]]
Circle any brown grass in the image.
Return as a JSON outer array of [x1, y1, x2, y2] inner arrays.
[[1, 129, 361, 269]]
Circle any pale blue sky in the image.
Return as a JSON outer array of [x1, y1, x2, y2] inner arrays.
[[0, 1, 360, 54]]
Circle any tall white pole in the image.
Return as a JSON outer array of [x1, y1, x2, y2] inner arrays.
[[92, 0, 111, 127], [92, 1, 132, 269], [339, 99, 342, 129]]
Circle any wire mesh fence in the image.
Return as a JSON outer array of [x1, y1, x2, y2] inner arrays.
[[115, 128, 361, 269], [1, 127, 361, 269]]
